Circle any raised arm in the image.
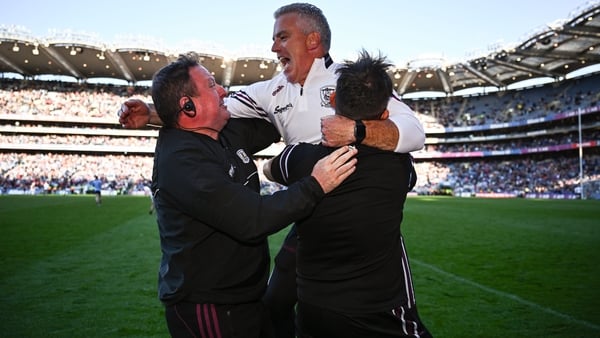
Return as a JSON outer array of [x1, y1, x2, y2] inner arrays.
[[118, 99, 163, 128]]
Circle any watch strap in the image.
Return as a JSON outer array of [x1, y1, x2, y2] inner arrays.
[[354, 120, 366, 145]]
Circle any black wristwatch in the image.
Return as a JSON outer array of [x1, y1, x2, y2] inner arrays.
[[354, 120, 366, 145]]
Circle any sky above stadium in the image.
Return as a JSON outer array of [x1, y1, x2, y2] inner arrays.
[[0, 0, 596, 66]]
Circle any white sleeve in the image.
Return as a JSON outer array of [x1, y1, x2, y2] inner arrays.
[[387, 95, 425, 153], [225, 80, 272, 121]]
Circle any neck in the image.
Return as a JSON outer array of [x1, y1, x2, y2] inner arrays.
[[179, 125, 220, 140]]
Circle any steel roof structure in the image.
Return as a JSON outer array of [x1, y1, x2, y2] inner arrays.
[[1, 3, 599, 96]]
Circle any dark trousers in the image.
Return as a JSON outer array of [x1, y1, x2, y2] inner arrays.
[[165, 301, 273, 338], [262, 225, 298, 338], [296, 301, 433, 338]]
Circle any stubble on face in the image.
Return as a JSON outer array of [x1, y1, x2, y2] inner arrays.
[[272, 13, 314, 85]]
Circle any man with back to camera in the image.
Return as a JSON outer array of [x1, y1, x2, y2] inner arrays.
[[263, 50, 432, 338], [118, 3, 425, 336]]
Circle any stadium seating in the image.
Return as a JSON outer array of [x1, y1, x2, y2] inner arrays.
[[0, 73, 599, 199]]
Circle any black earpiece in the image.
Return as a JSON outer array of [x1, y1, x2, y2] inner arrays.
[[181, 97, 196, 118], [176, 96, 219, 133], [183, 100, 195, 112]]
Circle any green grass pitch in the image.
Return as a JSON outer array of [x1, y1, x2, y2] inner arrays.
[[0, 195, 598, 337]]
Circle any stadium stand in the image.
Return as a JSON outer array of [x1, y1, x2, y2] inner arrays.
[[407, 73, 600, 199], [1, 73, 598, 198], [1, 3, 599, 199]]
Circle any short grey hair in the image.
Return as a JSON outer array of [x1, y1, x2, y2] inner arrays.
[[274, 3, 331, 52]]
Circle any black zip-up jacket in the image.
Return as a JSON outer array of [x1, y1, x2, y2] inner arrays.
[[151, 118, 324, 306], [267, 143, 416, 313]]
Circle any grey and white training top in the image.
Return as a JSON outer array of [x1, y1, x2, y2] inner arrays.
[[226, 53, 425, 153]]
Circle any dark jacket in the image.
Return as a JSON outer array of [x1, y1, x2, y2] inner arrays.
[[268, 143, 416, 313], [152, 119, 324, 306]]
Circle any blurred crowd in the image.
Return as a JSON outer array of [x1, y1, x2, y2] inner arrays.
[[2, 151, 598, 198], [412, 154, 600, 199], [1, 75, 598, 126], [0, 75, 598, 199], [409, 73, 599, 129], [0, 152, 153, 195], [0, 79, 150, 118]]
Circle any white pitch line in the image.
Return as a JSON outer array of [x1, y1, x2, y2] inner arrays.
[[412, 259, 600, 331]]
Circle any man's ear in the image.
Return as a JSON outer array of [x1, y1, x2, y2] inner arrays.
[[178, 97, 188, 110], [306, 32, 320, 50], [329, 91, 336, 108], [380, 109, 389, 120], [177, 100, 198, 129]]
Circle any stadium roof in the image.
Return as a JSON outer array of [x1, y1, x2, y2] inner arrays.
[[1, 3, 599, 96]]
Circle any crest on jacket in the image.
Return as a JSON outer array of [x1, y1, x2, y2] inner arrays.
[[236, 149, 250, 163], [320, 86, 335, 107]]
